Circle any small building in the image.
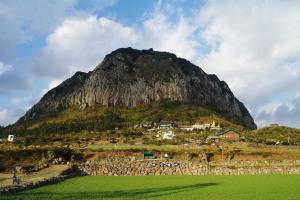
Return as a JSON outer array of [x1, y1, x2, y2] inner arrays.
[[179, 125, 193, 131], [134, 122, 153, 129], [192, 124, 208, 130], [147, 128, 156, 132], [157, 130, 175, 139], [162, 130, 175, 139], [8, 135, 16, 142], [141, 151, 155, 160], [158, 123, 173, 129], [206, 135, 221, 143], [218, 130, 240, 141], [180, 123, 209, 131]]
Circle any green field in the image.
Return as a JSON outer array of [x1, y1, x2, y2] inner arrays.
[[2, 175, 300, 200]]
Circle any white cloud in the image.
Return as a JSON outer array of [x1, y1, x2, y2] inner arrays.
[[0, 0, 75, 33], [0, 0, 76, 60], [0, 109, 7, 121], [0, 0, 118, 60], [9, 97, 21, 105], [142, 12, 199, 61], [255, 94, 300, 128], [33, 16, 138, 78], [49, 79, 63, 90], [0, 63, 31, 93], [41, 79, 63, 96], [196, 0, 300, 106], [0, 62, 11, 75]]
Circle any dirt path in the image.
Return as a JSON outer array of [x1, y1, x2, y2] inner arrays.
[[0, 165, 69, 187]]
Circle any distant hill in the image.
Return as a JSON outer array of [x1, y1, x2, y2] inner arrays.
[[17, 47, 256, 130], [249, 125, 300, 144]]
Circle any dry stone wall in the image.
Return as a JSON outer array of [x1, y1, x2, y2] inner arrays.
[[80, 158, 300, 176]]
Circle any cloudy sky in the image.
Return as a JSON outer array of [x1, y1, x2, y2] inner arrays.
[[0, 0, 300, 128]]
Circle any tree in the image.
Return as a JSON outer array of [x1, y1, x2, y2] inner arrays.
[[0, 125, 3, 135], [101, 109, 124, 130], [152, 112, 164, 123], [186, 112, 195, 124]]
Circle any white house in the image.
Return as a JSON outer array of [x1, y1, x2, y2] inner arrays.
[[162, 130, 175, 139], [158, 124, 173, 129], [180, 123, 210, 131], [192, 123, 210, 130], [8, 135, 16, 142], [156, 130, 175, 139], [180, 125, 193, 131]]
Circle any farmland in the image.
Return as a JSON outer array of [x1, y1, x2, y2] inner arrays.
[[2, 175, 300, 200]]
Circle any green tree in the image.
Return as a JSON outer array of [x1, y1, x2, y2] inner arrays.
[[101, 109, 124, 130], [152, 112, 164, 123]]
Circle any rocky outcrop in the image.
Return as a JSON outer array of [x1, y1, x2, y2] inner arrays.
[[18, 47, 256, 129]]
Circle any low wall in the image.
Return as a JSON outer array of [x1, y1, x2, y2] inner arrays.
[[79, 158, 300, 176]]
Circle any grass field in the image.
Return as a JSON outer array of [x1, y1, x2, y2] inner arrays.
[[2, 175, 300, 200]]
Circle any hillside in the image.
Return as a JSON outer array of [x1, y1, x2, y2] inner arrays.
[[17, 48, 256, 130], [3, 101, 246, 136], [249, 125, 300, 145]]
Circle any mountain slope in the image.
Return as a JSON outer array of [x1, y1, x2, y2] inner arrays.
[[18, 47, 256, 129]]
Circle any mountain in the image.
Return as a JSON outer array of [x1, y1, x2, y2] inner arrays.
[[18, 47, 256, 129]]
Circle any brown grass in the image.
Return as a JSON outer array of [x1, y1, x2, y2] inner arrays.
[[0, 164, 69, 187]]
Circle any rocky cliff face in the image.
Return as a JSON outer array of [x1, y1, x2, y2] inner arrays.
[[18, 47, 257, 129]]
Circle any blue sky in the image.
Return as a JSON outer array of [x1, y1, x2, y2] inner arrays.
[[1, 0, 300, 128]]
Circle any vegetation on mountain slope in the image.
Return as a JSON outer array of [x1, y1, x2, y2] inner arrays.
[[2, 101, 244, 137]]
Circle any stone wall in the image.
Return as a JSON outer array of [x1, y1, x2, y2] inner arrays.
[[79, 158, 300, 176]]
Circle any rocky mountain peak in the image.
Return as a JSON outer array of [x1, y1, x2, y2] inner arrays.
[[18, 47, 257, 129]]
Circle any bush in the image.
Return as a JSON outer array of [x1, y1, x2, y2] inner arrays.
[[124, 131, 143, 138]]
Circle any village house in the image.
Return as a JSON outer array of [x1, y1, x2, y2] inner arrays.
[[206, 135, 221, 143], [218, 130, 240, 141], [179, 123, 209, 131], [162, 131, 175, 139], [179, 125, 194, 131], [156, 130, 175, 139], [192, 123, 210, 130], [7, 134, 16, 142], [147, 128, 156, 133], [134, 122, 154, 129], [158, 123, 173, 129], [206, 130, 240, 143], [180, 120, 222, 131]]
